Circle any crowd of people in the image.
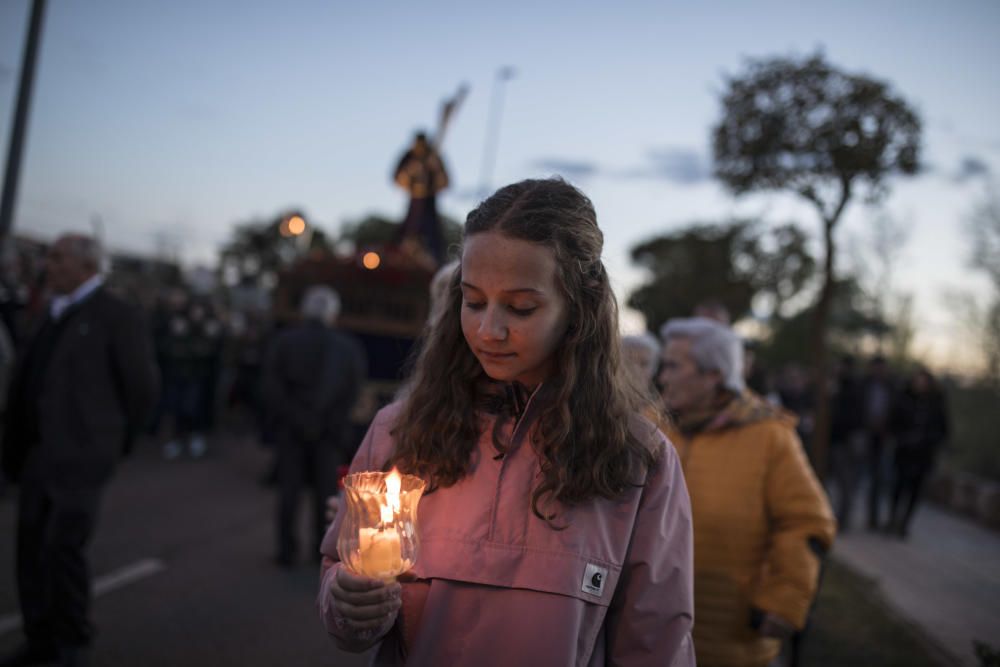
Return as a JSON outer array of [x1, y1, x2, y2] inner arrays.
[[828, 355, 950, 538], [0, 178, 954, 667], [0, 234, 334, 666]]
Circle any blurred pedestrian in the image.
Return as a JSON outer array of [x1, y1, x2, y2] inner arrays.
[[1, 234, 158, 667], [159, 297, 222, 460], [622, 332, 660, 393], [223, 311, 267, 433], [658, 317, 835, 667], [828, 355, 866, 530], [777, 363, 815, 450], [623, 332, 671, 434], [0, 240, 31, 349], [862, 355, 895, 529], [428, 259, 459, 325], [742, 339, 776, 402], [263, 286, 366, 568], [888, 367, 949, 538], [320, 178, 695, 665]]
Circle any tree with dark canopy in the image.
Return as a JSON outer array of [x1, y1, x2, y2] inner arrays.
[[340, 213, 462, 257], [219, 211, 333, 289], [628, 220, 814, 334], [712, 52, 921, 476]]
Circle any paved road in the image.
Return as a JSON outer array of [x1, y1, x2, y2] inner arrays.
[[0, 434, 373, 666], [833, 502, 1000, 667]]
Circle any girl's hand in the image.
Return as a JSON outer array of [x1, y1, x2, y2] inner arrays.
[[330, 566, 401, 636]]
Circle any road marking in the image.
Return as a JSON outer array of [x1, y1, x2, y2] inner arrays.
[[0, 614, 19, 637], [0, 558, 166, 638], [92, 558, 166, 596]]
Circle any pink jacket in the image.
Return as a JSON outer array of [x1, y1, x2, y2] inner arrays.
[[319, 392, 695, 666]]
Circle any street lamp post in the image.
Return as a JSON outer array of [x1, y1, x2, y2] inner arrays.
[[478, 66, 516, 199], [0, 0, 48, 242]]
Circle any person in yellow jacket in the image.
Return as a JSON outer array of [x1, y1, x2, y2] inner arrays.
[[658, 317, 836, 667]]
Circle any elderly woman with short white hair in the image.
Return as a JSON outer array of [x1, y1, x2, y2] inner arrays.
[[658, 317, 835, 667]]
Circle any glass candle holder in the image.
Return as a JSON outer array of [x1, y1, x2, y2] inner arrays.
[[337, 469, 426, 581]]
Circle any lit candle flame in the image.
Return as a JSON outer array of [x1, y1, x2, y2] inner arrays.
[[380, 468, 402, 525]]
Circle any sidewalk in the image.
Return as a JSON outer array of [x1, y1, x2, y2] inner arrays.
[[833, 503, 1000, 667]]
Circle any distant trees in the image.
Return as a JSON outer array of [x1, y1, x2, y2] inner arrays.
[[627, 220, 814, 333], [218, 211, 333, 290], [761, 277, 891, 368], [853, 209, 915, 365], [339, 213, 463, 255], [338, 214, 399, 248], [965, 191, 1000, 382], [712, 52, 922, 474]]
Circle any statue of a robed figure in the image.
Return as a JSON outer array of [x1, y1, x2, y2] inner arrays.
[[392, 85, 467, 267]]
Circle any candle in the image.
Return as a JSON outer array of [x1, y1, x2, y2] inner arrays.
[[359, 527, 402, 578], [338, 468, 425, 581]]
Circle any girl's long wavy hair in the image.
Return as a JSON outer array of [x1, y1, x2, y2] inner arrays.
[[390, 178, 660, 523]]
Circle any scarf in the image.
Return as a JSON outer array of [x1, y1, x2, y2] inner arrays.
[[674, 390, 789, 437], [476, 380, 539, 459]]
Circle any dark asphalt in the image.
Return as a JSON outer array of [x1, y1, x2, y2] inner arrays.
[[0, 431, 371, 666]]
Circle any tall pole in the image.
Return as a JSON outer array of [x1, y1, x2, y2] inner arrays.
[[478, 66, 515, 199], [0, 0, 48, 242]]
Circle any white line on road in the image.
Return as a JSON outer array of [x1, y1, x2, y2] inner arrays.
[[0, 558, 166, 638], [0, 614, 19, 638], [92, 558, 166, 596]]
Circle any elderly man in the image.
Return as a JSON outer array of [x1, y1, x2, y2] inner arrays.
[[1, 234, 159, 667], [263, 286, 366, 568], [658, 317, 835, 667]]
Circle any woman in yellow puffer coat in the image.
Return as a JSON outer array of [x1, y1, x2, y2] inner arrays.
[[658, 317, 836, 667]]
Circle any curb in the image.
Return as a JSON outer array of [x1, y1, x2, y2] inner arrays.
[[830, 556, 964, 667], [927, 468, 1000, 531]]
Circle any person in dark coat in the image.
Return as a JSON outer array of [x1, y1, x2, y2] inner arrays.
[[829, 355, 867, 531], [159, 299, 222, 460], [861, 355, 895, 529], [262, 286, 366, 567], [1, 234, 159, 667], [888, 367, 949, 538]]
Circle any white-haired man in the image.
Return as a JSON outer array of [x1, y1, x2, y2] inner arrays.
[[2, 234, 159, 667], [262, 285, 366, 568], [658, 317, 835, 667]]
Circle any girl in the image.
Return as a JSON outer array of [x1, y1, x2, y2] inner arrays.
[[319, 179, 694, 666]]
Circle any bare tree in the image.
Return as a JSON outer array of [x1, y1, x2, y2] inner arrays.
[[966, 190, 1000, 381]]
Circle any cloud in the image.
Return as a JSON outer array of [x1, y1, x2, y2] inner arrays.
[[531, 158, 601, 179], [450, 186, 487, 202], [953, 155, 991, 183], [449, 158, 600, 201], [617, 147, 713, 185]]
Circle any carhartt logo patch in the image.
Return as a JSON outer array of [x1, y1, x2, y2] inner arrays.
[[582, 563, 607, 597]]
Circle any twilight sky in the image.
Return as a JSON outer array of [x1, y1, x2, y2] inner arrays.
[[2, 0, 998, 371]]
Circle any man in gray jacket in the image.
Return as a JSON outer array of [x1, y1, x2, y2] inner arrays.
[[1, 234, 159, 667]]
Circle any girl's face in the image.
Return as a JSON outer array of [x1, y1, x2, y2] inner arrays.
[[461, 231, 569, 388]]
